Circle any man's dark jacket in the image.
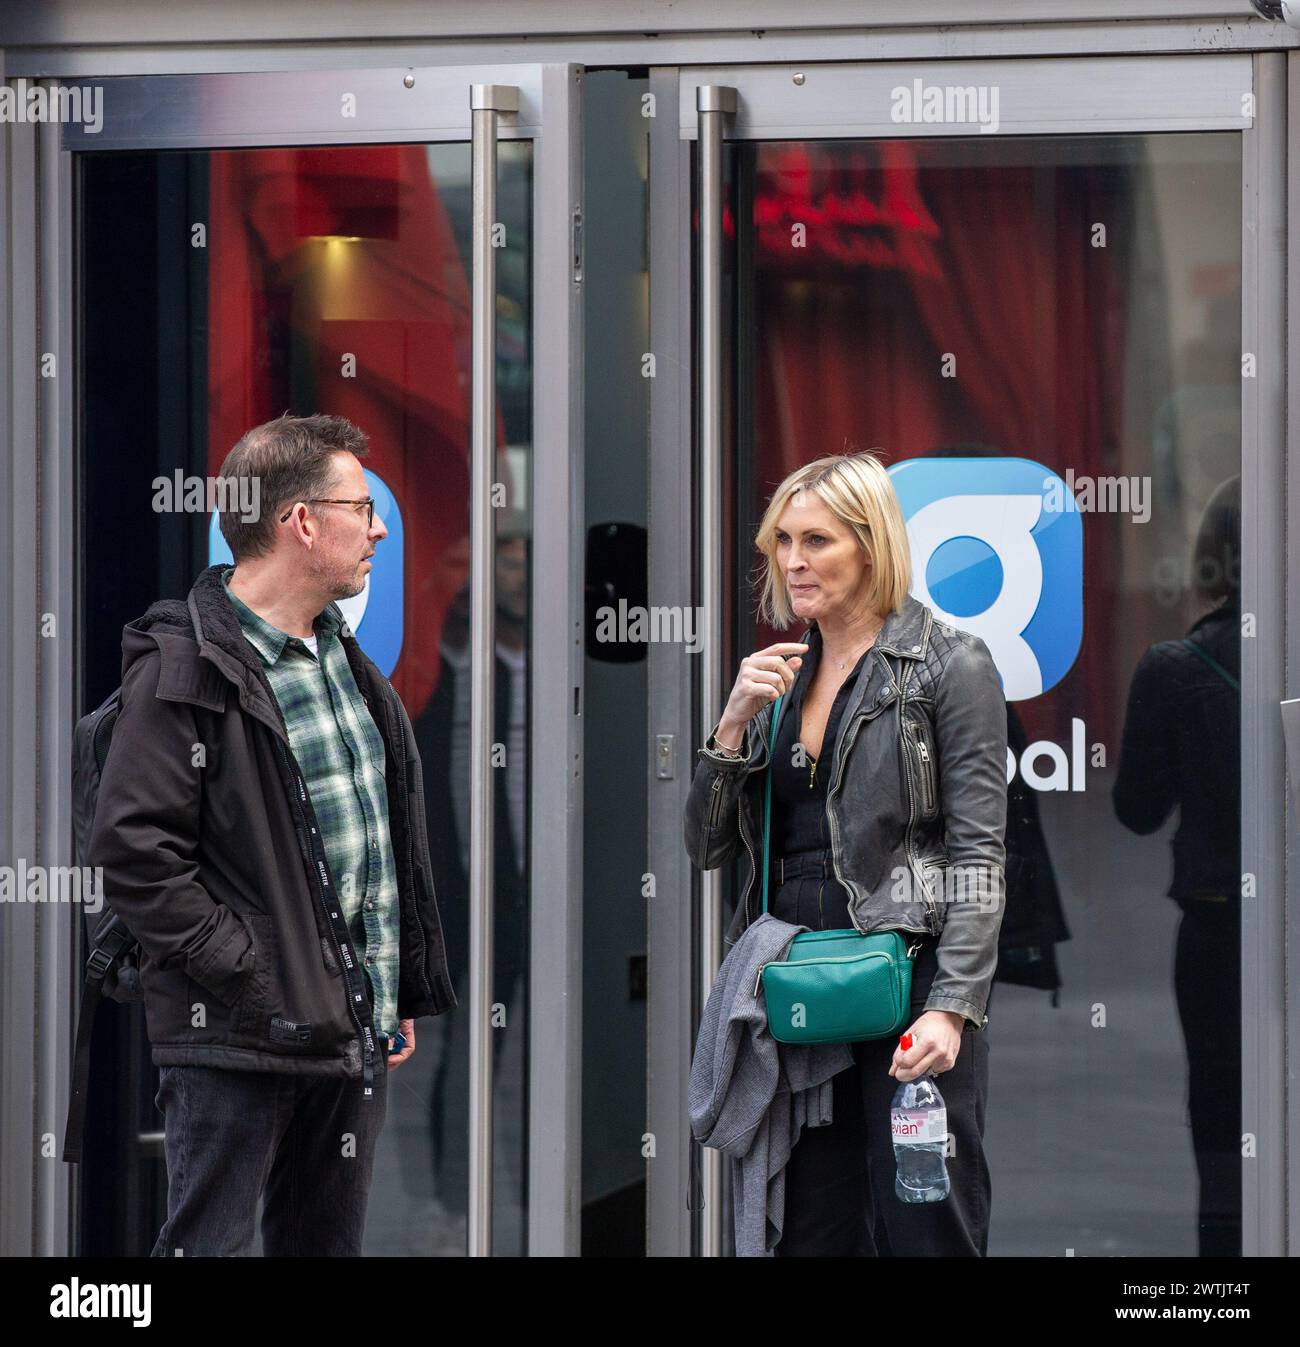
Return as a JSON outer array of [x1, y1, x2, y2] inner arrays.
[[88, 564, 457, 1090]]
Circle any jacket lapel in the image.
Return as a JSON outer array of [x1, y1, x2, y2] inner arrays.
[[811, 596, 934, 769]]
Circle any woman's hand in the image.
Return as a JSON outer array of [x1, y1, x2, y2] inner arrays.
[[889, 1010, 965, 1081], [714, 642, 808, 748]]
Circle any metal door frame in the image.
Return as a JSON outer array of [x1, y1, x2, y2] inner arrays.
[[647, 49, 1290, 1257], [0, 60, 585, 1256]]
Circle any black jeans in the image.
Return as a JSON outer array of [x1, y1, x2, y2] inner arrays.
[[1173, 899, 1241, 1257], [150, 1038, 390, 1257], [769, 852, 992, 1257]]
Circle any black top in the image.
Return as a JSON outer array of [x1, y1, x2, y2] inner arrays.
[[770, 627, 873, 859], [1112, 597, 1241, 905]]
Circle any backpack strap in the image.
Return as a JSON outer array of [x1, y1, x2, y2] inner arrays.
[[63, 917, 135, 1163]]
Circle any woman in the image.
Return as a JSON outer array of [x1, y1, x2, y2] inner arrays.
[[683, 450, 1009, 1257]]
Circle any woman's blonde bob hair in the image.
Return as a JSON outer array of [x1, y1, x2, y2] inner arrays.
[[755, 450, 913, 628]]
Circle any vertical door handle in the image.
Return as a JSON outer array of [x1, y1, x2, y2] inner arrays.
[[694, 83, 736, 1261], [468, 81, 518, 1260]]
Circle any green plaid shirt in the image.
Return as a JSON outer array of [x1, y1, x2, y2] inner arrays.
[[222, 569, 400, 1038]]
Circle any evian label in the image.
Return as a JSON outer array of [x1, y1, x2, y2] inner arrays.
[[891, 1107, 947, 1145]]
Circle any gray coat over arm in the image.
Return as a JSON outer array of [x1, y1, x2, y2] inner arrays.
[[688, 913, 854, 1256]]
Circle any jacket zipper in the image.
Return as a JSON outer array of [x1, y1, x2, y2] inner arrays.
[[825, 712, 870, 935], [739, 809, 760, 926], [735, 709, 768, 927], [699, 773, 725, 869], [898, 698, 941, 936], [278, 741, 377, 1098], [707, 774, 724, 830], [911, 721, 936, 816]]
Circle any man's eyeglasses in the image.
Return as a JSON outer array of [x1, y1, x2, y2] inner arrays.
[[278, 497, 375, 527]]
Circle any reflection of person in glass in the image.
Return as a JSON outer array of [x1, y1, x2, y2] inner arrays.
[[924, 442, 1070, 1005], [413, 516, 530, 1252], [1112, 477, 1241, 1257], [685, 451, 1009, 1256]]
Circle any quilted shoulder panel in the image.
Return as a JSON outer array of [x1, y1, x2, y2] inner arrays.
[[903, 619, 969, 702]]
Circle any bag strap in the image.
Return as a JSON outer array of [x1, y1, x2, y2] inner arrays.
[[62, 978, 103, 1164], [1181, 636, 1240, 692], [63, 918, 135, 1163], [761, 695, 783, 916]]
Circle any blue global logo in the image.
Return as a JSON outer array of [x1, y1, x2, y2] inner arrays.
[[209, 467, 404, 677], [887, 457, 1082, 702]]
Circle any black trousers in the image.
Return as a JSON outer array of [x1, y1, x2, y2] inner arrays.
[[769, 853, 993, 1257], [1172, 899, 1241, 1257], [150, 1038, 391, 1257]]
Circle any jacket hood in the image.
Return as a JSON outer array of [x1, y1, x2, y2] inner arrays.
[[121, 599, 195, 681], [118, 566, 302, 737]]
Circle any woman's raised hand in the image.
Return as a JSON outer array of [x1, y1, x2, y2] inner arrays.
[[714, 643, 809, 749]]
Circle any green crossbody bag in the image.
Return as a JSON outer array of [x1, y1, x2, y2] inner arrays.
[[756, 692, 921, 1046]]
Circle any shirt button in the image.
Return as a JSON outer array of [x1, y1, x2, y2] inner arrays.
[[365, 900, 374, 911]]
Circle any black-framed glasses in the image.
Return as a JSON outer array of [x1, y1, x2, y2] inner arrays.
[[278, 497, 375, 526]]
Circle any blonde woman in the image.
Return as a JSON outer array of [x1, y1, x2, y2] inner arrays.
[[684, 450, 1008, 1257]]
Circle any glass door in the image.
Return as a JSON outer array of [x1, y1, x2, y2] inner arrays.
[[67, 63, 584, 1256], [648, 52, 1285, 1257]]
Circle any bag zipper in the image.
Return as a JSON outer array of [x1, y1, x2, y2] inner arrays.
[[753, 944, 918, 998]]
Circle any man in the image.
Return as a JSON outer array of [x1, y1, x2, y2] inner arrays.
[[89, 413, 456, 1256]]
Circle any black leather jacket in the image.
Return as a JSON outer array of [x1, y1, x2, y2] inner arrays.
[[683, 594, 1009, 1028]]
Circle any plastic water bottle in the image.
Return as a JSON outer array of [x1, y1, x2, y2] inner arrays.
[[891, 1032, 950, 1203]]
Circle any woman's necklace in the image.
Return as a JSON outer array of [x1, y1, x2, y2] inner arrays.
[[826, 616, 886, 672]]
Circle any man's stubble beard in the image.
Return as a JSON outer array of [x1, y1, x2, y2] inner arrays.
[[308, 549, 367, 602]]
